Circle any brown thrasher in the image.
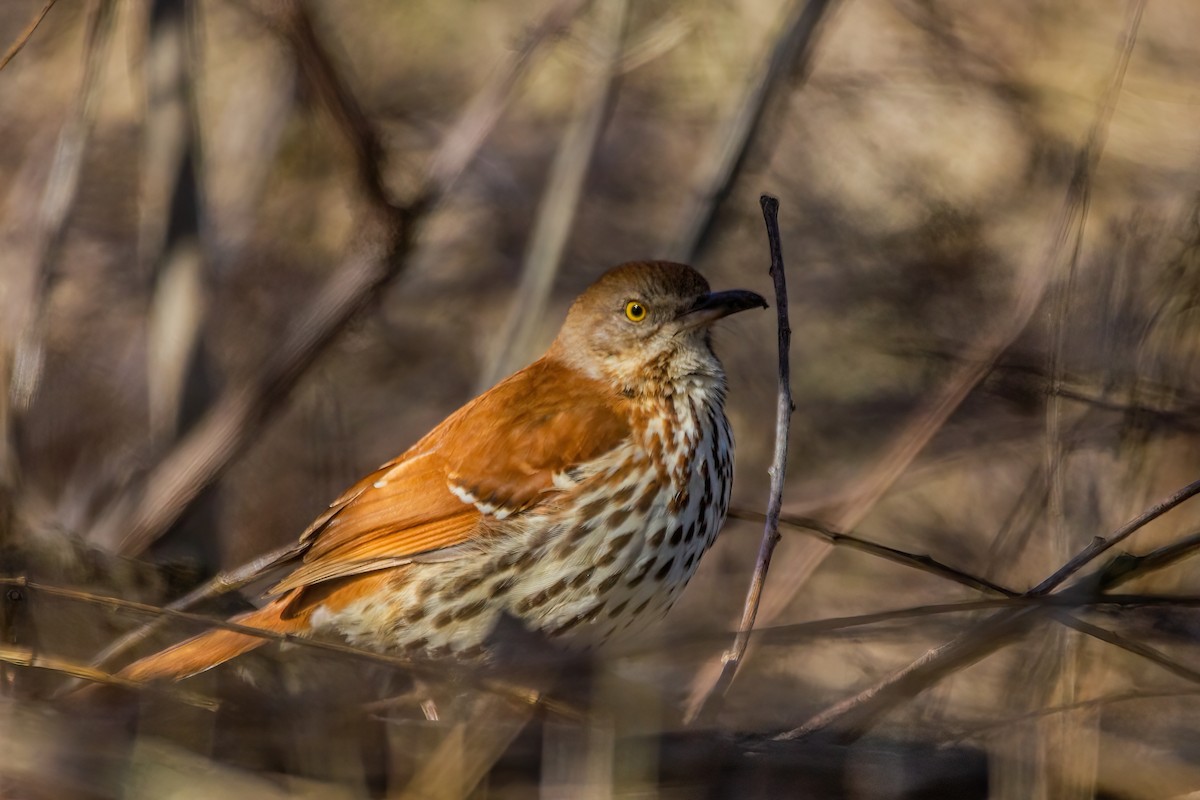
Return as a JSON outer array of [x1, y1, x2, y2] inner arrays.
[[120, 261, 766, 682]]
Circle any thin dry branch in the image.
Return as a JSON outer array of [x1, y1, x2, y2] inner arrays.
[[667, 0, 834, 262], [685, 194, 792, 723], [1031, 476, 1200, 595], [86, 542, 303, 671], [1096, 529, 1200, 591], [6, 578, 552, 711], [731, 509, 1018, 597], [0, 0, 56, 71], [0, 643, 215, 709], [85, 0, 577, 556]]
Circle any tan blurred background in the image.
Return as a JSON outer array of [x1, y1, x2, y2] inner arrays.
[[3, 0, 1200, 797]]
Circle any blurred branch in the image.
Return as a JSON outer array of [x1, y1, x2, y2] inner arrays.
[[422, 0, 591, 196], [946, 688, 1200, 744], [686, 195, 792, 723], [667, 0, 834, 263], [86, 0, 570, 555], [0, 0, 57, 71], [2, 0, 116, 540], [480, 0, 628, 388]]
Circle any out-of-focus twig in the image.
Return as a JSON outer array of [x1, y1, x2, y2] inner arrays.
[[2, 0, 116, 540], [0, 0, 57, 71], [480, 0, 628, 388], [667, 0, 834, 262], [86, 0, 577, 556], [422, 0, 591, 197], [685, 194, 792, 724]]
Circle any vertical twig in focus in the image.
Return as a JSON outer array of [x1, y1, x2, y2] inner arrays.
[[685, 194, 792, 724]]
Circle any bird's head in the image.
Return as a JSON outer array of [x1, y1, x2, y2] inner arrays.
[[549, 261, 767, 394]]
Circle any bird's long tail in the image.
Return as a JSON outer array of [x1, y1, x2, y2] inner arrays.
[[118, 598, 304, 683]]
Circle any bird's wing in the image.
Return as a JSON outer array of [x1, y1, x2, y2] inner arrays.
[[268, 358, 630, 596]]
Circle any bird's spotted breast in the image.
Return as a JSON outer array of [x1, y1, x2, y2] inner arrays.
[[313, 376, 733, 657]]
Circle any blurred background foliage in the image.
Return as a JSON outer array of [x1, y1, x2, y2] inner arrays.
[[3, 0, 1200, 797]]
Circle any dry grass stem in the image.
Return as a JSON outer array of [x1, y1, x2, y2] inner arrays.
[[0, 0, 56, 72]]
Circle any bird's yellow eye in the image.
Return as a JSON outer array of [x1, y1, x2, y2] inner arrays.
[[625, 300, 648, 322]]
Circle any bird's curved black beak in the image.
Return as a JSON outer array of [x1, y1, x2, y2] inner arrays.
[[678, 289, 769, 329]]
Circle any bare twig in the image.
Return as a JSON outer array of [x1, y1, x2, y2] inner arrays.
[[86, 542, 303, 671], [1053, 612, 1200, 687], [480, 0, 629, 388], [667, 0, 834, 262], [0, 0, 56, 71], [1096, 529, 1200, 591], [1030, 476, 1200, 595], [685, 194, 792, 723], [731, 509, 1018, 597], [4, 578, 551, 711], [0, 643, 216, 709], [86, 0, 573, 555]]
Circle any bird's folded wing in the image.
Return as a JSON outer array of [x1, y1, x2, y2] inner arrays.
[[268, 358, 631, 596]]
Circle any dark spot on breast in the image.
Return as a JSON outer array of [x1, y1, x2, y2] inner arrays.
[[428, 644, 452, 659], [596, 572, 621, 593], [570, 567, 596, 589], [458, 643, 486, 660], [490, 576, 517, 596], [655, 559, 674, 581], [632, 597, 652, 616], [612, 484, 636, 505], [403, 606, 428, 625], [517, 577, 569, 614], [684, 520, 697, 543], [454, 598, 487, 621], [627, 559, 654, 587], [669, 525, 684, 546], [606, 506, 633, 529], [683, 552, 696, 571], [433, 608, 456, 628], [607, 598, 629, 618], [637, 483, 658, 513], [648, 524, 667, 547], [549, 603, 605, 637], [450, 572, 487, 596], [581, 497, 608, 520], [403, 636, 429, 653], [597, 532, 634, 566], [669, 489, 688, 513]]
